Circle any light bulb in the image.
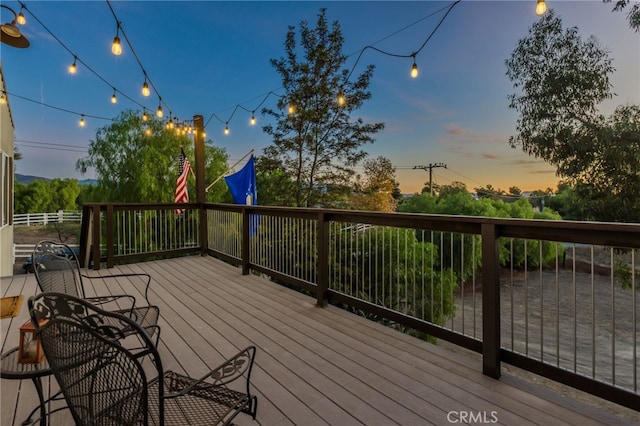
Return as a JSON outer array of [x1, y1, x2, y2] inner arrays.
[[142, 81, 150, 97], [250, 115, 256, 126], [536, 0, 547, 15], [144, 127, 152, 136], [202, 131, 207, 138], [142, 111, 148, 122], [79, 116, 86, 127], [288, 103, 296, 114], [411, 62, 419, 78], [156, 105, 163, 118], [337, 92, 346, 107], [224, 125, 230, 135], [168, 118, 174, 129], [111, 92, 117, 104], [69, 60, 77, 74], [17, 11, 26, 25], [0, 94, 6, 104], [111, 36, 122, 56]]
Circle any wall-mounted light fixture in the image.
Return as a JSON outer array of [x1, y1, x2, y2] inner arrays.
[[1, 5, 30, 48]]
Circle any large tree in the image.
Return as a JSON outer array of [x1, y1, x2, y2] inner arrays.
[[350, 156, 398, 212], [262, 8, 385, 208], [604, 0, 640, 32], [506, 11, 640, 222], [76, 110, 229, 203]]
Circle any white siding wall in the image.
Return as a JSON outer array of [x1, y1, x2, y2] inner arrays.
[[0, 64, 15, 276]]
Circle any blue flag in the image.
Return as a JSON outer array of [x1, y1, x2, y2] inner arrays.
[[224, 155, 257, 205], [224, 155, 258, 235]]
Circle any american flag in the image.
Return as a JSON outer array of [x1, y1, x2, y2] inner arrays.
[[175, 147, 191, 215]]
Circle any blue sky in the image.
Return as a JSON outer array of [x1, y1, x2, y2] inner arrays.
[[2, 1, 638, 194]]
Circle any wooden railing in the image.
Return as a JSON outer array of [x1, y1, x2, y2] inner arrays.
[[80, 202, 640, 411]]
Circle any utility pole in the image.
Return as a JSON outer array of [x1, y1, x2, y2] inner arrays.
[[413, 163, 447, 195]]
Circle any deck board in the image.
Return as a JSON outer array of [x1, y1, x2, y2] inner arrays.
[[2, 255, 638, 425]]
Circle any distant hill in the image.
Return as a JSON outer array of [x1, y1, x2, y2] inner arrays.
[[15, 174, 50, 184], [15, 174, 98, 185]]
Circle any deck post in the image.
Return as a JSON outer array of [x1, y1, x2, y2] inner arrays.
[[316, 212, 329, 307], [193, 115, 208, 256], [481, 222, 501, 378]]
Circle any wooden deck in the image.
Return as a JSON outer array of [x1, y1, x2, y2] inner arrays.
[[2, 255, 638, 425]]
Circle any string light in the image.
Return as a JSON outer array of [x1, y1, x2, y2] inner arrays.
[[142, 80, 150, 97], [141, 109, 148, 121], [0, 93, 7, 104], [111, 22, 122, 56], [16, 6, 26, 25], [17, 1, 460, 138], [79, 115, 86, 127], [144, 126, 152, 136], [68, 57, 77, 74], [536, 0, 547, 15], [410, 59, 419, 78], [224, 123, 230, 135], [156, 97, 163, 117], [337, 91, 346, 107]]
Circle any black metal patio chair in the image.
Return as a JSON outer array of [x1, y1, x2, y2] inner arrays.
[[28, 292, 258, 425], [31, 240, 160, 344]]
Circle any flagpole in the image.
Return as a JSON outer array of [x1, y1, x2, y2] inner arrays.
[[205, 149, 254, 192]]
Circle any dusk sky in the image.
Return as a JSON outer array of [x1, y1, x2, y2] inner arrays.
[[2, 1, 638, 194]]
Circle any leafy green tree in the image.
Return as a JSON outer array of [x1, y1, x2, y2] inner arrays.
[[253, 155, 296, 206], [437, 181, 468, 199], [604, 0, 640, 32], [76, 110, 229, 203], [505, 11, 640, 222], [350, 156, 398, 212], [14, 179, 80, 213], [262, 8, 385, 207], [330, 226, 458, 338]]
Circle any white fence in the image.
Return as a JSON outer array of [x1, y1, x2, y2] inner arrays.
[[12, 243, 80, 265], [13, 210, 82, 226]]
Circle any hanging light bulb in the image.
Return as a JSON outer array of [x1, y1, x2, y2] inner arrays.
[[536, 0, 547, 15], [111, 90, 117, 104], [111, 36, 122, 55], [141, 80, 150, 97], [156, 98, 163, 118], [202, 130, 207, 138], [17, 7, 26, 25], [411, 61, 419, 78], [224, 124, 230, 135], [111, 23, 122, 56], [68, 57, 77, 74], [337, 91, 346, 107], [144, 126, 152, 136], [0, 93, 6, 104], [141, 110, 148, 122], [250, 113, 256, 126], [288, 102, 296, 115], [79, 115, 86, 127]]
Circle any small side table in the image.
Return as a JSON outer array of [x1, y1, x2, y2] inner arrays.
[[0, 347, 52, 426]]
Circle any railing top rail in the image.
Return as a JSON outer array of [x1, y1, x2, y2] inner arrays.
[[84, 202, 640, 248]]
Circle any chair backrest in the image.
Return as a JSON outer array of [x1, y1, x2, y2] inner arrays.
[[32, 241, 84, 298], [29, 293, 164, 425]]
